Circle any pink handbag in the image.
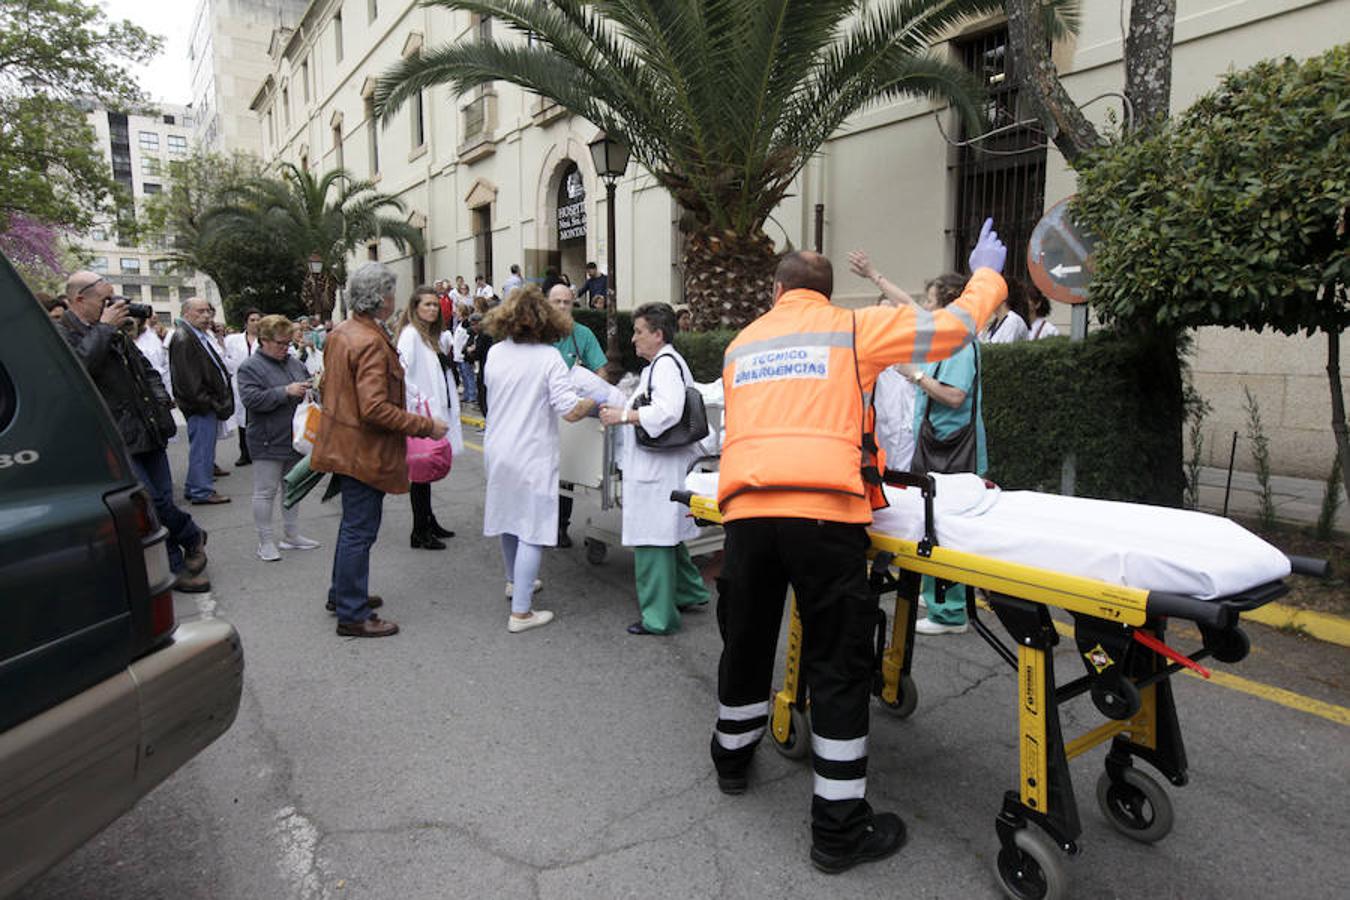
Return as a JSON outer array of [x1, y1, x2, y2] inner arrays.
[[406, 398, 453, 483]]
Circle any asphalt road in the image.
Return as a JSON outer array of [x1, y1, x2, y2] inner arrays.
[[18, 428, 1350, 900]]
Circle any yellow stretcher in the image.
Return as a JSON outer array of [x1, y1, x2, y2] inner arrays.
[[672, 471, 1326, 900]]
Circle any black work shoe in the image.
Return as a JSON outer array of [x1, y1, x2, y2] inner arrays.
[[717, 774, 748, 795], [809, 812, 907, 874]]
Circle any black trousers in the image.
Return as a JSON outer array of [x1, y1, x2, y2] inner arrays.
[[409, 481, 432, 532], [558, 485, 573, 532], [237, 425, 250, 463], [711, 517, 878, 852]]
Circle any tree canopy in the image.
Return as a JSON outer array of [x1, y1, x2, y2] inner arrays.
[[1073, 45, 1349, 337], [0, 0, 163, 232]]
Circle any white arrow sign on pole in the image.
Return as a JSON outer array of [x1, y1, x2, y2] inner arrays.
[[1050, 263, 1082, 278]]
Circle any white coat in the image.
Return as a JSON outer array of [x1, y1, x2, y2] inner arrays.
[[874, 366, 916, 473], [619, 344, 701, 547], [482, 340, 581, 546], [397, 325, 464, 456], [222, 331, 258, 430]]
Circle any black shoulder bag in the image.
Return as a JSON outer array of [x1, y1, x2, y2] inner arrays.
[[909, 344, 980, 476], [633, 353, 709, 450]]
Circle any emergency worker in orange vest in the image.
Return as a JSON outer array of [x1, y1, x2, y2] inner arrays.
[[710, 221, 1008, 873]]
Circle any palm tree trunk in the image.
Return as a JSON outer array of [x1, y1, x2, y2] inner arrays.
[[684, 227, 778, 330]]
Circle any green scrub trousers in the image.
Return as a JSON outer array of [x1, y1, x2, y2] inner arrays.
[[922, 575, 968, 625], [633, 543, 711, 634]]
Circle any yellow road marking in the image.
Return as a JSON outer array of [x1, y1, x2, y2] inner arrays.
[[1044, 618, 1350, 727], [465, 440, 482, 452]]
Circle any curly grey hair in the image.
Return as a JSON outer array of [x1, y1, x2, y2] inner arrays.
[[347, 262, 397, 315]]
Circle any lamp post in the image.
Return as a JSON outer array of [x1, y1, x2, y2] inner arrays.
[[588, 131, 630, 381], [306, 253, 325, 318]]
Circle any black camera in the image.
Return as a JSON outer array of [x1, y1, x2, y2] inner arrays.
[[108, 295, 154, 319]]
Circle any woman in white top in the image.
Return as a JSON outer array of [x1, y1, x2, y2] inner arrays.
[[1027, 286, 1062, 339], [980, 276, 1030, 344], [599, 303, 711, 635], [395, 286, 465, 550], [482, 285, 595, 633]]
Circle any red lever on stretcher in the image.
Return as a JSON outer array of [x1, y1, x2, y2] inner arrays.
[[1132, 630, 1211, 679]]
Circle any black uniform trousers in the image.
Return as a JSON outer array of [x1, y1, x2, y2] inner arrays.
[[711, 516, 878, 852]]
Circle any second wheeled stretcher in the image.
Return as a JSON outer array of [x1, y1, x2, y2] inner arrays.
[[673, 471, 1326, 900]]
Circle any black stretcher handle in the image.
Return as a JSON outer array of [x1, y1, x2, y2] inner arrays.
[[1287, 554, 1330, 579], [671, 490, 694, 506], [1146, 591, 1229, 629], [882, 470, 938, 556]]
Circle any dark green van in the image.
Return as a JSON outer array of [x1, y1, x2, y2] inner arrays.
[[0, 254, 243, 895]]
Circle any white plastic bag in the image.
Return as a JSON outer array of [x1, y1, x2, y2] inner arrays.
[[292, 397, 321, 454]]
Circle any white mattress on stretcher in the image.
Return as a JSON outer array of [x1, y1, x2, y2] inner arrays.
[[684, 472, 1291, 600]]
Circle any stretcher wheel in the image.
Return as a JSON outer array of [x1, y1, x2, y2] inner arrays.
[[1095, 767, 1174, 843], [994, 827, 1068, 900], [880, 674, 919, 718], [1208, 626, 1250, 664], [772, 707, 811, 760], [1090, 678, 1141, 721], [584, 539, 608, 565]]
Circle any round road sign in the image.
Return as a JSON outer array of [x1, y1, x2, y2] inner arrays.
[[1027, 196, 1097, 305]]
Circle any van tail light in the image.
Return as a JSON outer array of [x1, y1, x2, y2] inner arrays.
[[108, 485, 177, 645], [150, 589, 176, 638]]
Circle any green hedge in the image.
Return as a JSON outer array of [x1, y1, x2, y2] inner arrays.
[[572, 313, 1175, 504], [981, 331, 1179, 505]]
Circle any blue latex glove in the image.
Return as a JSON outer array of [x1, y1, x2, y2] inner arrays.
[[967, 217, 1007, 274]]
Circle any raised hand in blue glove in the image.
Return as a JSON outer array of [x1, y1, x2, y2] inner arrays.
[[967, 217, 1007, 274]]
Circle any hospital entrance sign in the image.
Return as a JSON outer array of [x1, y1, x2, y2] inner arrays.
[[1027, 196, 1096, 306]]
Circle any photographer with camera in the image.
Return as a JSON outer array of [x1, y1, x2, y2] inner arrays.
[[60, 272, 211, 592]]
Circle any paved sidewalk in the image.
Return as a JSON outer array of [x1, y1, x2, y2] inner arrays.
[[1196, 465, 1348, 532]]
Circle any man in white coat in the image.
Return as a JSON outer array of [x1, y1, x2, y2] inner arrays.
[[599, 302, 710, 634], [223, 308, 261, 466]]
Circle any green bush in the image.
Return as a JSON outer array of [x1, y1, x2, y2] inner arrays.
[[981, 332, 1182, 504]]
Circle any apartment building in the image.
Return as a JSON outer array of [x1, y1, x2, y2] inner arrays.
[[245, 0, 1350, 478], [79, 102, 209, 324]]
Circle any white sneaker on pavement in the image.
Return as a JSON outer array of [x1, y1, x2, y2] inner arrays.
[[257, 541, 281, 562], [505, 578, 543, 598], [508, 610, 555, 633], [279, 535, 322, 550], [915, 617, 968, 635]]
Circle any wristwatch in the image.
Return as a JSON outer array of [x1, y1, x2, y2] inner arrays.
[[909, 370, 925, 385]]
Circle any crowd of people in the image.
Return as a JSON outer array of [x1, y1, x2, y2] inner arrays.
[[50, 221, 1026, 874]]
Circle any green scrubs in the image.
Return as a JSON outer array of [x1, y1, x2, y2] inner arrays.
[[633, 544, 710, 633]]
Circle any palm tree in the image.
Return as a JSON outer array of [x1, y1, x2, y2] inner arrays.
[[375, 0, 1016, 328], [203, 163, 425, 318]]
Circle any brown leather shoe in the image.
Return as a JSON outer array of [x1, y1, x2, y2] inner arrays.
[[336, 615, 399, 637], [183, 529, 209, 575], [173, 570, 211, 593], [213, 465, 230, 477], [190, 493, 231, 505]]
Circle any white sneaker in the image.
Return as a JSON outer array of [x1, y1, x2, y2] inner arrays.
[[915, 617, 968, 635], [505, 578, 543, 598], [508, 610, 555, 633], [279, 535, 321, 550], [256, 541, 281, 562]]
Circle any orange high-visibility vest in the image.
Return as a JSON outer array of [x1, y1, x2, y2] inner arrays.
[[718, 270, 1006, 524]]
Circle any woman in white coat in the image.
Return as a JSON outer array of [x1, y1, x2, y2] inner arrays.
[[395, 286, 465, 549], [482, 285, 594, 633], [599, 303, 710, 635]]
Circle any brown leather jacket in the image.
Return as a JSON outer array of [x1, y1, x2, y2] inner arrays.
[[311, 315, 437, 494]]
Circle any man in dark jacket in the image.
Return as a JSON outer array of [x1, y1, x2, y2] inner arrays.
[[61, 272, 210, 592], [169, 296, 234, 504]]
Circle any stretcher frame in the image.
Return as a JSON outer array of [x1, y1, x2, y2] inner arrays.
[[675, 472, 1319, 900]]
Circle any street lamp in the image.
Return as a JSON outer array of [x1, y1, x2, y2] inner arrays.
[[306, 253, 325, 319], [588, 131, 630, 380], [308, 253, 323, 274]]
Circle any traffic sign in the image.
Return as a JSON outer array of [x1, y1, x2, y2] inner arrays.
[[1027, 197, 1096, 305]]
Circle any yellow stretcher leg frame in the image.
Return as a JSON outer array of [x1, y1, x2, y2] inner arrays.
[[770, 592, 810, 758]]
